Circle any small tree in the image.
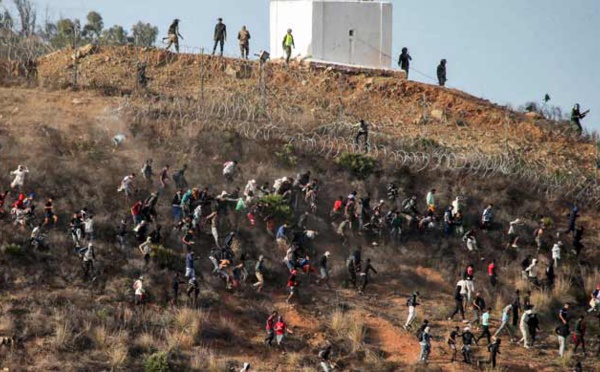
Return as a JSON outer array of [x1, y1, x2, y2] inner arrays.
[[51, 18, 80, 49], [101, 25, 127, 45], [83, 11, 103, 42], [13, 0, 36, 37], [131, 21, 158, 47]]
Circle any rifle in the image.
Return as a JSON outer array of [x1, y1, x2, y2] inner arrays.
[[582, 109, 590, 117]]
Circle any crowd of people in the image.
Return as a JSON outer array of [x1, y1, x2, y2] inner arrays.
[[2, 145, 599, 371]]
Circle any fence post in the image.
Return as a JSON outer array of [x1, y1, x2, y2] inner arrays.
[[200, 47, 205, 103], [259, 60, 266, 115], [72, 23, 80, 88]]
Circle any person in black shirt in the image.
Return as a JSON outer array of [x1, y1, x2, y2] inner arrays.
[[461, 327, 475, 364], [512, 290, 521, 327], [472, 292, 486, 325], [527, 313, 540, 346], [358, 258, 377, 294], [523, 290, 532, 310], [449, 283, 466, 321], [171, 272, 185, 306], [487, 338, 501, 368], [437, 59, 447, 86], [398, 47, 412, 78], [447, 326, 460, 362], [573, 226, 584, 256], [213, 18, 227, 56]]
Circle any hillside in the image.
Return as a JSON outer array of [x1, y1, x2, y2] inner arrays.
[[0, 47, 598, 372]]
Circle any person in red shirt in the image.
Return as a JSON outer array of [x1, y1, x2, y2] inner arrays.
[[131, 201, 142, 225], [488, 260, 497, 287], [274, 316, 294, 354], [330, 196, 343, 220], [286, 270, 299, 304], [264, 310, 278, 346]]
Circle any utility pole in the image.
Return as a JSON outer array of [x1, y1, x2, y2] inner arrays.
[[72, 22, 80, 88]]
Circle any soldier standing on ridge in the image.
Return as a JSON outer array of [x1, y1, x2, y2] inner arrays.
[[282, 29, 295, 64], [238, 26, 251, 59], [437, 59, 447, 87], [571, 103, 589, 134], [164, 19, 183, 53], [398, 47, 412, 78], [213, 18, 227, 56]]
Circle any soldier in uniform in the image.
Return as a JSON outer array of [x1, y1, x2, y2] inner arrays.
[[213, 18, 227, 56], [282, 29, 295, 64], [437, 59, 447, 87], [571, 103, 589, 134], [398, 47, 412, 78], [238, 26, 251, 59], [164, 19, 183, 53]]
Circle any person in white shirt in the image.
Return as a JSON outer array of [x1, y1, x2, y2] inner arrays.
[[82, 243, 96, 279], [117, 173, 136, 198], [526, 259, 538, 286], [10, 165, 29, 191], [139, 237, 152, 266], [84, 215, 94, 241], [134, 276, 145, 305], [551, 242, 562, 269], [451, 196, 462, 217], [222, 160, 238, 183]]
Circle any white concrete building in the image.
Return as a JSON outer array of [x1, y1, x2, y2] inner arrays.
[[270, 0, 393, 69]]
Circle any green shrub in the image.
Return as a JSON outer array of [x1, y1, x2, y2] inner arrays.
[[275, 143, 298, 167], [1, 243, 24, 257], [541, 217, 553, 227], [151, 245, 181, 271], [335, 152, 380, 180], [144, 351, 170, 372], [258, 194, 293, 222]]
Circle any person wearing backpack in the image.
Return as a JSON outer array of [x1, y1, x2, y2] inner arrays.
[[419, 326, 432, 363], [415, 319, 429, 342], [403, 291, 421, 330]]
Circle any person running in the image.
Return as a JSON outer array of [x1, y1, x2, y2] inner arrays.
[[573, 315, 586, 354], [274, 316, 294, 354], [518, 308, 534, 349], [82, 242, 95, 279], [476, 307, 493, 345], [133, 276, 145, 305], [138, 236, 152, 267], [448, 281, 466, 322], [186, 277, 200, 308], [358, 258, 377, 294], [185, 249, 197, 278], [472, 292, 486, 326], [316, 251, 331, 289], [488, 338, 501, 368], [419, 326, 431, 364], [512, 289, 522, 327], [222, 160, 237, 183], [346, 250, 360, 288], [447, 326, 460, 363], [286, 269, 299, 304], [556, 322, 569, 357], [494, 304, 515, 341], [10, 165, 29, 191], [253, 255, 265, 292], [527, 312, 540, 346], [117, 173, 136, 201], [461, 327, 476, 364], [488, 259, 497, 287], [404, 291, 420, 330], [171, 272, 184, 306], [264, 311, 278, 346]]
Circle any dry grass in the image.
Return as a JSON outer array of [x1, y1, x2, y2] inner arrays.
[[107, 343, 129, 369], [347, 320, 367, 353], [194, 346, 227, 372], [583, 268, 600, 295], [327, 309, 366, 352], [529, 289, 552, 312], [52, 311, 73, 351], [552, 275, 574, 301]]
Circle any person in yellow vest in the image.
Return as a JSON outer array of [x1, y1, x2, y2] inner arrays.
[[282, 29, 295, 64]]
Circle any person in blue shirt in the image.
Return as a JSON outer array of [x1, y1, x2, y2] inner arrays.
[[185, 250, 196, 278]]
